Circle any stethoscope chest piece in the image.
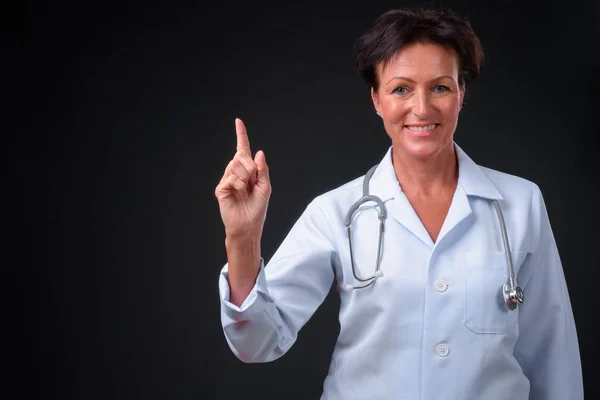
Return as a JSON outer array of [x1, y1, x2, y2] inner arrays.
[[503, 282, 524, 311]]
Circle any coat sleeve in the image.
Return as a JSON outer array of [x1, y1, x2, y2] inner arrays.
[[218, 197, 339, 363], [513, 184, 583, 399]]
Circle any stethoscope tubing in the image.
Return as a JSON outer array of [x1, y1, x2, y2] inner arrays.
[[344, 163, 523, 310]]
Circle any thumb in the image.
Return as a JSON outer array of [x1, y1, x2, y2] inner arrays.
[[254, 150, 270, 184]]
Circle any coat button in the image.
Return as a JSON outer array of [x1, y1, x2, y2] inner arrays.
[[434, 279, 448, 292], [436, 343, 449, 357]]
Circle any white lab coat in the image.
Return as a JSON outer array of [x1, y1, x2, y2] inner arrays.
[[218, 143, 583, 400]]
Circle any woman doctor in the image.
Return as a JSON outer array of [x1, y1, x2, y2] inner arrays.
[[214, 7, 583, 400]]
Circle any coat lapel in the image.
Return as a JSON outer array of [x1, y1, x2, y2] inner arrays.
[[365, 143, 504, 248]]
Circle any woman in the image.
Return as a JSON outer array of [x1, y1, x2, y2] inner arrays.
[[214, 8, 583, 399]]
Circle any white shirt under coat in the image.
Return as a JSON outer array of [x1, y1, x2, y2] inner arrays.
[[218, 143, 583, 400]]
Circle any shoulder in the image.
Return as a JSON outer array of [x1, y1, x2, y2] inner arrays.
[[313, 175, 364, 205], [301, 174, 365, 222], [480, 165, 541, 199], [456, 142, 543, 202], [477, 165, 549, 228]]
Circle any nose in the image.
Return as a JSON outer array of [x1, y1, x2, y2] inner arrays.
[[411, 89, 433, 119]]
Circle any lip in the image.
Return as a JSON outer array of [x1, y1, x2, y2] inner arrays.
[[405, 122, 437, 127], [404, 123, 439, 137]]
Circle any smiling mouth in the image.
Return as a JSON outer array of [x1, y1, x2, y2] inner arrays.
[[404, 124, 439, 132]]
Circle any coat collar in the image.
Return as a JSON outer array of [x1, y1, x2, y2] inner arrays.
[[367, 142, 503, 201], [365, 142, 503, 248]]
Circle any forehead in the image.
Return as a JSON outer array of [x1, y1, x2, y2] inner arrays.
[[378, 42, 460, 81]]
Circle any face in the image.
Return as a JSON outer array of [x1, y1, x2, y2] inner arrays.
[[371, 41, 465, 160]]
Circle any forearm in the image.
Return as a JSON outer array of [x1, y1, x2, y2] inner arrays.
[[225, 235, 261, 307], [219, 198, 338, 363]]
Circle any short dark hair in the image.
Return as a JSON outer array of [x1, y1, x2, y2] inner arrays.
[[354, 7, 485, 90]]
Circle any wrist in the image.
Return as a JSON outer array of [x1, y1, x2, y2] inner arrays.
[[225, 234, 261, 252], [225, 235, 262, 306]]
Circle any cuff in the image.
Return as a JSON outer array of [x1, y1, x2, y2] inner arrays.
[[218, 257, 273, 321]]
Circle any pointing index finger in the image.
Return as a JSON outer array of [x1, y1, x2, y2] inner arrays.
[[235, 118, 251, 155]]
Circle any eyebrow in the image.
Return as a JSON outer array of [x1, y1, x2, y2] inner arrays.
[[385, 75, 455, 85]]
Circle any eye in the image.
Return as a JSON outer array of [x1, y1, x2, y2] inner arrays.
[[393, 86, 408, 95], [433, 85, 450, 93]]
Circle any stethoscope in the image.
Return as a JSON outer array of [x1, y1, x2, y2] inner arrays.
[[344, 164, 524, 311]]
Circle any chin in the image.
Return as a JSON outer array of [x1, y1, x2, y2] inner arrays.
[[396, 139, 448, 160]]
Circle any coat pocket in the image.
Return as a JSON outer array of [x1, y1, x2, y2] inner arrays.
[[463, 250, 526, 334]]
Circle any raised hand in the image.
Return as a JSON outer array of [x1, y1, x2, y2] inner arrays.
[[215, 118, 271, 240]]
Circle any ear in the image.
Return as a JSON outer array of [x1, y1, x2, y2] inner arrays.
[[371, 87, 380, 114], [459, 85, 465, 109]]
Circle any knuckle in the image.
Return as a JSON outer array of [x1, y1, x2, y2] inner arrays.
[[239, 151, 250, 161], [236, 181, 247, 191], [238, 153, 253, 166], [215, 182, 228, 196], [230, 164, 243, 178], [232, 175, 245, 188], [248, 160, 258, 174]]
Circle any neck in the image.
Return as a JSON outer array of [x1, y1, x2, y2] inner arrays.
[[391, 143, 458, 197]]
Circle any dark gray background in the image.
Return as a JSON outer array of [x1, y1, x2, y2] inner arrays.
[[28, 0, 599, 398]]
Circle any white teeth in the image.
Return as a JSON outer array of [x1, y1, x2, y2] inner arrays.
[[406, 124, 437, 132]]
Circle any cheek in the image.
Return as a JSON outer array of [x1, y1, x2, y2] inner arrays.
[[442, 97, 462, 119], [382, 101, 409, 124]]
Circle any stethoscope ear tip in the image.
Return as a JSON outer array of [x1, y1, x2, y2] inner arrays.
[[344, 284, 354, 292], [375, 270, 383, 278]]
